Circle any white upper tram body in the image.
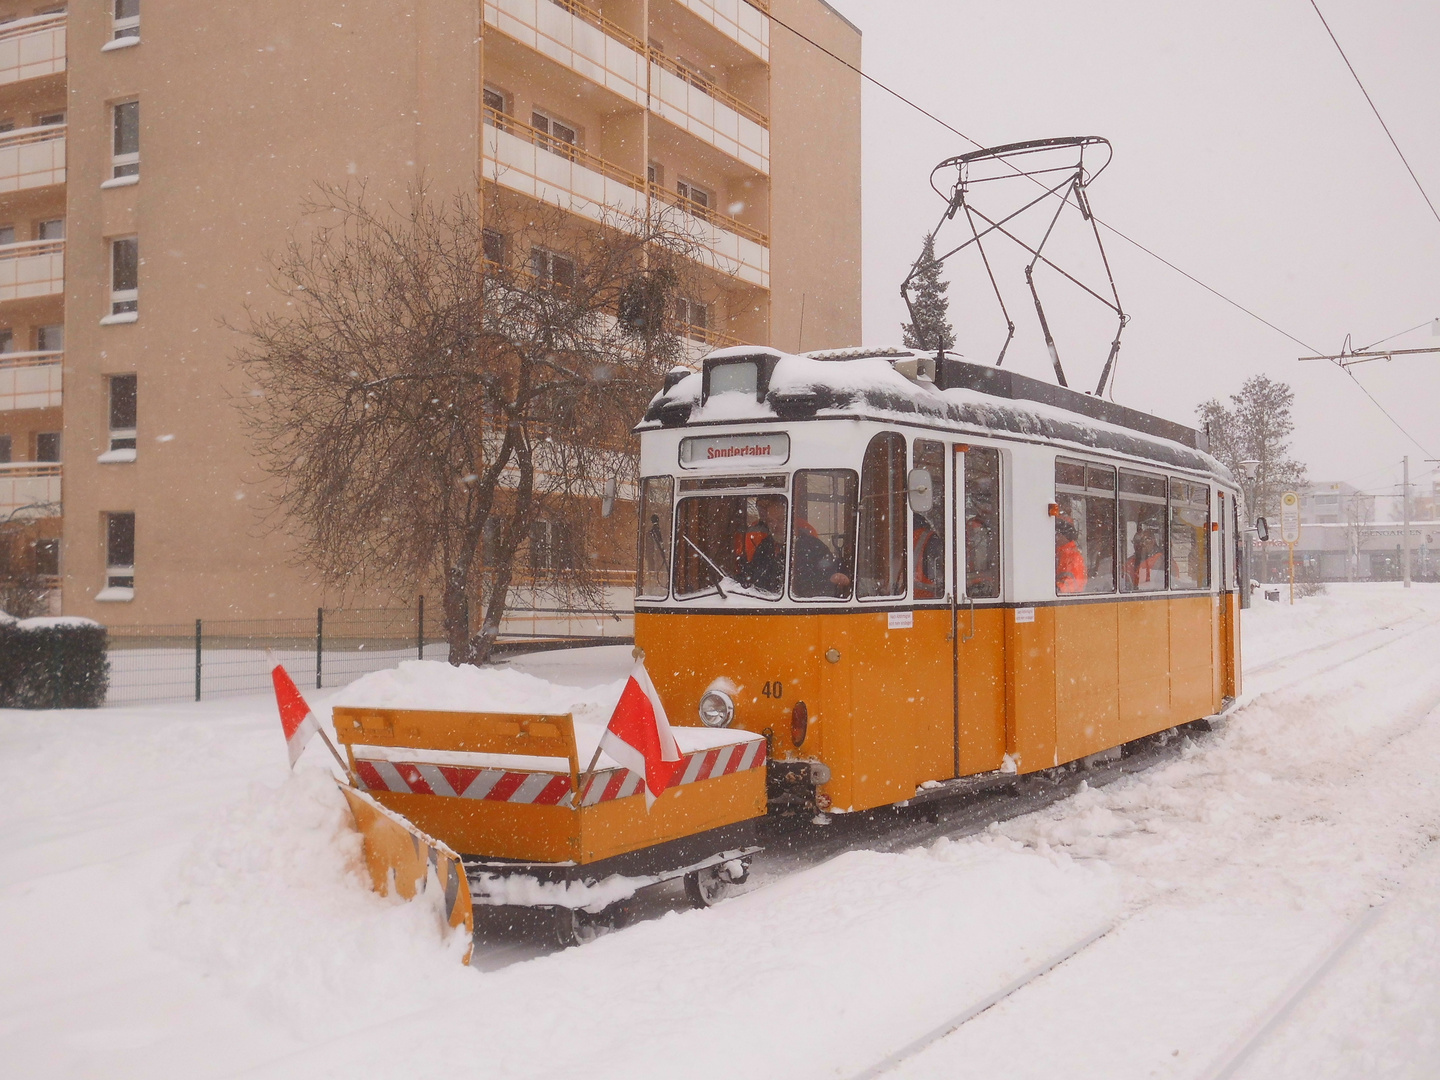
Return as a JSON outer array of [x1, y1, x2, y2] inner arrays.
[[634, 346, 1240, 614]]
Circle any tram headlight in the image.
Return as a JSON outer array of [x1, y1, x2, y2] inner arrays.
[[698, 689, 735, 728]]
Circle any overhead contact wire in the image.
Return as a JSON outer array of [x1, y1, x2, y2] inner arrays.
[[766, 7, 1435, 452], [1307, 0, 1440, 229]]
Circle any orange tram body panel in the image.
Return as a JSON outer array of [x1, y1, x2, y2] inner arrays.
[[635, 348, 1243, 816]]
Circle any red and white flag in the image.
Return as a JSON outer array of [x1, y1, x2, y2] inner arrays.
[[272, 664, 320, 768], [599, 659, 682, 809]]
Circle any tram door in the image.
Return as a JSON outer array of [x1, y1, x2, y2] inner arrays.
[[953, 445, 1008, 776]]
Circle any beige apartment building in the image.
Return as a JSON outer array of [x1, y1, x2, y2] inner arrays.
[[0, 0, 859, 624]]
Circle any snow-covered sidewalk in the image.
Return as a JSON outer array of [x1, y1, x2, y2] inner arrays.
[[3, 586, 1439, 1078]]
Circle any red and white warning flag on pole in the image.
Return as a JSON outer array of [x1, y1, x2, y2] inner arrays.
[[271, 663, 321, 768], [598, 658, 682, 809]]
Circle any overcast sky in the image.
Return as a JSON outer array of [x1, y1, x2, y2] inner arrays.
[[831, 0, 1440, 511]]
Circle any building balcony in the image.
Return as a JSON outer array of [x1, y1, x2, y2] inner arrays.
[[670, 0, 769, 63], [0, 124, 65, 194], [649, 52, 768, 172], [0, 13, 65, 88], [483, 110, 769, 287], [485, 0, 648, 107], [0, 239, 63, 301], [0, 462, 60, 519], [487, 0, 768, 170], [0, 350, 61, 411]]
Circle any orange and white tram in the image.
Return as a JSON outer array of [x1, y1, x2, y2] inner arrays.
[[634, 345, 1242, 816]]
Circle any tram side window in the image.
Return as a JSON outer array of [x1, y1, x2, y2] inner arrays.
[[790, 470, 857, 599], [857, 432, 908, 598], [1054, 459, 1116, 595], [673, 492, 788, 600], [965, 446, 1001, 599], [1119, 470, 1167, 592], [912, 439, 945, 599], [1169, 479, 1211, 590], [637, 476, 673, 599]]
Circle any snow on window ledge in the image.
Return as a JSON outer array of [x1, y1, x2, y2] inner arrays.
[[101, 175, 139, 190], [99, 312, 139, 326], [100, 37, 140, 52], [95, 587, 135, 602], [97, 448, 137, 464]]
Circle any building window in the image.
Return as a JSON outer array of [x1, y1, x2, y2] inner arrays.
[[108, 374, 137, 453], [647, 161, 664, 185], [112, 101, 138, 178], [482, 85, 507, 114], [34, 432, 60, 462], [482, 228, 505, 267], [36, 324, 61, 352], [37, 218, 64, 241], [36, 111, 65, 127], [676, 179, 710, 210], [673, 297, 708, 341], [113, 0, 139, 40], [0, 434, 10, 463], [530, 247, 575, 290], [0, 329, 12, 353], [0, 120, 13, 135], [33, 538, 59, 578], [531, 110, 579, 158], [110, 237, 138, 317], [0, 225, 14, 246], [103, 511, 136, 595]]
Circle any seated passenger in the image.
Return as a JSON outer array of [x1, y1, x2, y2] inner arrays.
[[1125, 524, 1163, 589], [734, 495, 787, 595], [1055, 517, 1087, 593], [791, 517, 852, 597], [912, 513, 943, 599]]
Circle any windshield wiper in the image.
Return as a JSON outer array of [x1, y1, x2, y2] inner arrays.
[[681, 534, 728, 599]]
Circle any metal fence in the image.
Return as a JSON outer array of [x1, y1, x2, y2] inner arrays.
[[103, 596, 633, 707]]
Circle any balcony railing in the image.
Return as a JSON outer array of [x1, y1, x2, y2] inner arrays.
[[670, 0, 769, 61], [0, 239, 63, 300], [649, 52, 768, 172], [0, 462, 60, 519], [485, 0, 648, 107], [0, 350, 61, 410], [0, 12, 65, 87], [0, 123, 65, 194], [483, 109, 769, 286]]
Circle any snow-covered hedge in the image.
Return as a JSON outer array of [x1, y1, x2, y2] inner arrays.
[[0, 614, 110, 708]]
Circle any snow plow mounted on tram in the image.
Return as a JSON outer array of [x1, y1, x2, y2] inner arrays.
[[313, 139, 1241, 955]]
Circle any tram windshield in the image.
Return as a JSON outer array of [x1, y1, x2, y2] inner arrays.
[[674, 493, 790, 600]]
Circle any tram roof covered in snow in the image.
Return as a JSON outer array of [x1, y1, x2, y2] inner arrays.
[[640, 347, 1228, 478]]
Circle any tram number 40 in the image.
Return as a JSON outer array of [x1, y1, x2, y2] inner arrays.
[[760, 681, 784, 699]]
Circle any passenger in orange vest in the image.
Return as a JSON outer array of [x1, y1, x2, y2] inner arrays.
[[912, 514, 943, 599], [1125, 524, 1164, 589], [1055, 516, 1087, 593]]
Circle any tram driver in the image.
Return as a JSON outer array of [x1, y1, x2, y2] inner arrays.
[[736, 495, 852, 597]]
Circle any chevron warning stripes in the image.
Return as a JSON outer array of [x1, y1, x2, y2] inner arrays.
[[353, 735, 766, 807]]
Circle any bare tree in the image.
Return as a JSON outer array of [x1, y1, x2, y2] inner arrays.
[[236, 183, 702, 664], [0, 507, 57, 617], [1197, 374, 1307, 519]]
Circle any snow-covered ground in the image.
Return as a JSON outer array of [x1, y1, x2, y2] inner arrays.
[[4, 586, 1440, 1078]]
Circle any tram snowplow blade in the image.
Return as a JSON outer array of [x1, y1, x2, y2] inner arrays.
[[337, 784, 474, 961]]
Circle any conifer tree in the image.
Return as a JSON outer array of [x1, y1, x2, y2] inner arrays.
[[902, 232, 956, 352]]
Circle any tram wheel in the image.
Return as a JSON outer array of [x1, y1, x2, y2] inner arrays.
[[554, 906, 602, 948], [684, 858, 749, 909]]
